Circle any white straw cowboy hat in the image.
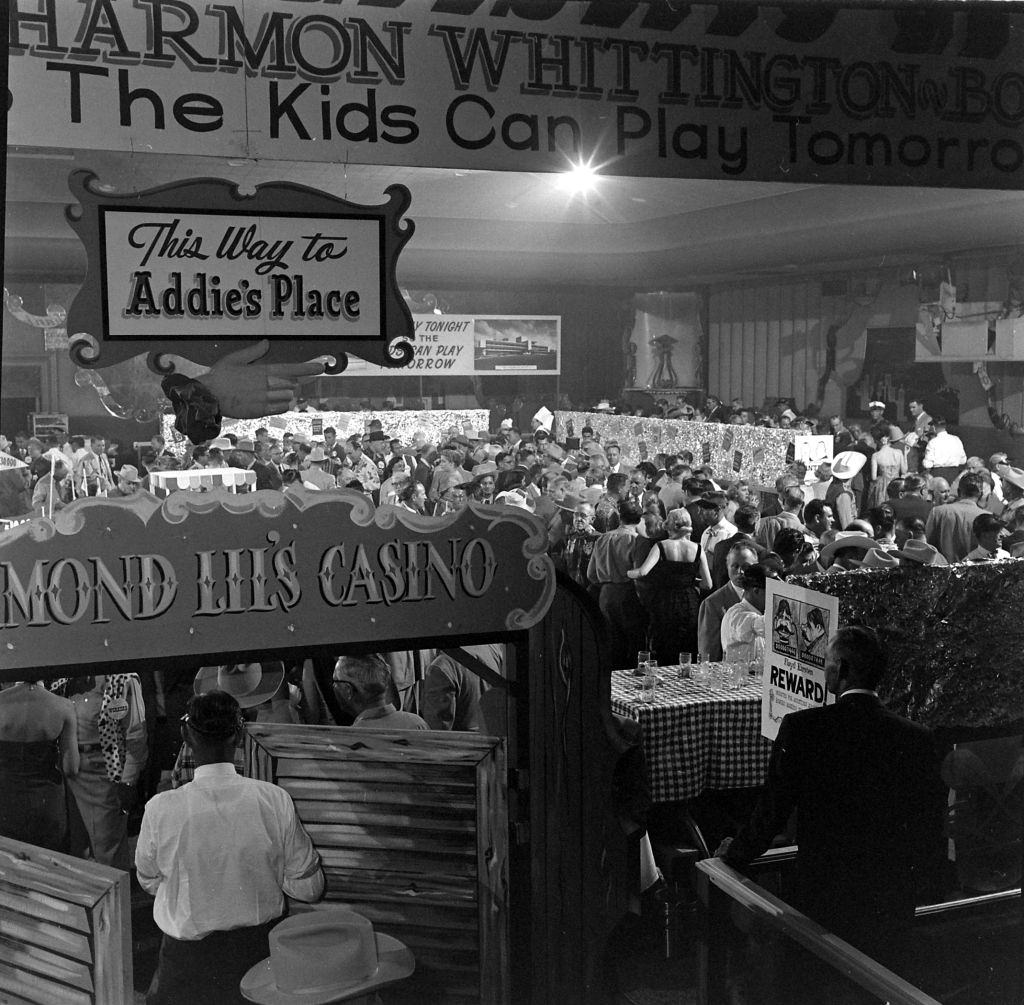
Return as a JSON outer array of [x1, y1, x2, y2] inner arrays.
[[998, 464, 1024, 492], [830, 450, 867, 480], [194, 662, 285, 709], [854, 547, 900, 570], [494, 488, 535, 511], [891, 540, 950, 567], [241, 909, 414, 1004], [818, 532, 877, 566]]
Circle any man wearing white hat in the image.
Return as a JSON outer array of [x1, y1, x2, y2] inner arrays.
[[109, 464, 143, 498], [867, 399, 887, 428], [301, 446, 336, 491], [997, 464, 1024, 520], [818, 531, 877, 573], [825, 451, 866, 530], [137, 690, 324, 1005], [532, 405, 554, 433], [230, 437, 258, 474]]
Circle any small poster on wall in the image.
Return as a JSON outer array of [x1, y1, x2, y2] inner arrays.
[[761, 580, 839, 742], [347, 315, 561, 376], [31, 413, 69, 439], [793, 434, 834, 471]]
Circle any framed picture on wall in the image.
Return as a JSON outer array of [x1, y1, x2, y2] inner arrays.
[[30, 412, 68, 439]]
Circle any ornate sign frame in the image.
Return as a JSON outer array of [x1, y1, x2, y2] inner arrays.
[[65, 170, 414, 376], [0, 489, 555, 678]]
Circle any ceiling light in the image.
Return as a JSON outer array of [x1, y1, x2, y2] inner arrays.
[[557, 161, 598, 196]]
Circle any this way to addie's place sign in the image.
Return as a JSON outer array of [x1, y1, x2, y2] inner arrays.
[[65, 172, 414, 373], [107, 212, 374, 337]]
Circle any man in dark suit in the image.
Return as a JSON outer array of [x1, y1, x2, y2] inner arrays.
[[709, 504, 759, 589], [718, 626, 945, 972], [697, 539, 760, 661], [252, 442, 283, 491]]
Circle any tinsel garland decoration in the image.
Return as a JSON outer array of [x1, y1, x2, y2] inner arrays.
[[794, 560, 1024, 730], [555, 411, 793, 486], [162, 410, 490, 451]]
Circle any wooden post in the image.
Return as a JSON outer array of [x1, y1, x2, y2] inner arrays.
[[696, 864, 730, 1005]]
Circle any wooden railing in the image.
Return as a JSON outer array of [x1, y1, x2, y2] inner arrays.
[[696, 856, 943, 1005]]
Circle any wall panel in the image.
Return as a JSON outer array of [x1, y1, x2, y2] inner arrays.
[[791, 284, 809, 408], [753, 293, 769, 412], [709, 280, 850, 412], [731, 297, 746, 405]]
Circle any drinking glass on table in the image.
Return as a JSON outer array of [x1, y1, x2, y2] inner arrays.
[[677, 653, 692, 680], [638, 672, 658, 704]]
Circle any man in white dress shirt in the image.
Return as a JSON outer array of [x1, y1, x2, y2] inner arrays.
[[922, 416, 967, 483], [136, 691, 324, 1005], [699, 493, 737, 564]]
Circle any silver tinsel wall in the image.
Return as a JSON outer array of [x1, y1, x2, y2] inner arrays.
[[795, 561, 1024, 730], [163, 410, 490, 450], [555, 411, 794, 486]]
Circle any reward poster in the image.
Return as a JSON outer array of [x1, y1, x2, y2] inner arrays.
[[761, 580, 839, 741]]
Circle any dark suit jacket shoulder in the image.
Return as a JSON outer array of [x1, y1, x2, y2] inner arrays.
[[725, 695, 945, 945], [253, 461, 283, 491], [697, 582, 741, 662]]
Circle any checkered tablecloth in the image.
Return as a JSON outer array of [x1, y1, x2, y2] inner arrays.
[[610, 666, 773, 803]]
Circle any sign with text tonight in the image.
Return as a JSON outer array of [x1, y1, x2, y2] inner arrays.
[[0, 489, 555, 678]]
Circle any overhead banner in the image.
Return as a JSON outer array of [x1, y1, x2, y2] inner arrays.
[[761, 579, 838, 741], [0, 490, 555, 678], [9, 2, 1024, 188], [348, 316, 561, 376]]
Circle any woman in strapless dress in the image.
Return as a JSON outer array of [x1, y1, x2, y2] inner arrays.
[[0, 680, 79, 853]]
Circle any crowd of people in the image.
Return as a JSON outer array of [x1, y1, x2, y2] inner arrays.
[[0, 645, 505, 1003], [5, 393, 1023, 669], [1, 391, 1018, 998]]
